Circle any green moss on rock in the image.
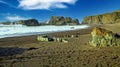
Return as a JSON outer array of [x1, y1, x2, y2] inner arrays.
[[89, 27, 120, 47]]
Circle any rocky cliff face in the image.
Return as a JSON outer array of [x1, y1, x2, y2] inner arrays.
[[18, 19, 39, 26], [82, 10, 120, 24], [89, 27, 120, 47], [49, 16, 79, 25]]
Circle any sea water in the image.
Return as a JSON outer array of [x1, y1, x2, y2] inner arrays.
[[0, 25, 89, 38]]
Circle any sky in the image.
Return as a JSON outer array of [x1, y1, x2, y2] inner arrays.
[[0, 0, 120, 23]]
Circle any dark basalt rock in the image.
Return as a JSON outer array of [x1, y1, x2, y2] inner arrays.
[[18, 19, 39, 26]]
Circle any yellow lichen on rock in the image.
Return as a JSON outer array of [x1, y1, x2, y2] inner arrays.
[[91, 27, 113, 36], [90, 27, 120, 47]]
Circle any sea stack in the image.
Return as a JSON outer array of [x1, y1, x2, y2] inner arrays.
[[18, 19, 39, 26], [49, 16, 79, 25]]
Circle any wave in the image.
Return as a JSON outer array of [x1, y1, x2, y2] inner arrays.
[[0, 25, 89, 38]]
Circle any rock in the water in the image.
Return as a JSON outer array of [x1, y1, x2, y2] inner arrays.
[[82, 10, 120, 24], [18, 19, 39, 26], [49, 16, 79, 25], [89, 27, 120, 47]]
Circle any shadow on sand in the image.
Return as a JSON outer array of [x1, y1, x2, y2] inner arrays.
[[0, 47, 25, 56]]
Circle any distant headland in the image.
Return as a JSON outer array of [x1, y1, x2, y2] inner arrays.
[[1, 9, 120, 26], [0, 16, 79, 26], [82, 9, 120, 24]]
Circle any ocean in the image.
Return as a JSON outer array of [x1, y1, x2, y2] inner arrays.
[[0, 25, 89, 38]]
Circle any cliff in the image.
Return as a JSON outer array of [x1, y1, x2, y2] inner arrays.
[[82, 10, 120, 24], [49, 16, 79, 25], [89, 27, 120, 47], [18, 19, 39, 26]]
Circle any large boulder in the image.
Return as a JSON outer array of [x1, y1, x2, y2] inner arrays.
[[18, 19, 39, 26], [49, 16, 79, 25], [82, 10, 120, 24], [89, 27, 120, 47]]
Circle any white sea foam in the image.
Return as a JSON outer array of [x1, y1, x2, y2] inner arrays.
[[0, 25, 89, 38]]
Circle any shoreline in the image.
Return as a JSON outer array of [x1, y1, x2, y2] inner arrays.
[[0, 26, 92, 39], [0, 25, 89, 39], [0, 25, 90, 39], [0, 26, 93, 47], [0, 24, 120, 66]]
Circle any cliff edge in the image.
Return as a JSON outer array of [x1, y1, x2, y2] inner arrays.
[[82, 10, 120, 24]]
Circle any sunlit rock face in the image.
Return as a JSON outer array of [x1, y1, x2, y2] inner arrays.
[[90, 27, 120, 47], [82, 10, 120, 24], [49, 16, 79, 25]]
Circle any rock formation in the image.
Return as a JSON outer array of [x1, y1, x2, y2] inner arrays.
[[18, 19, 39, 26], [89, 27, 120, 47], [37, 35, 68, 43], [49, 16, 79, 25], [82, 10, 120, 24]]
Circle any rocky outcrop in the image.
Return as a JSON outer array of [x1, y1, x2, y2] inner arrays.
[[82, 10, 120, 24], [18, 19, 39, 26], [89, 27, 120, 47], [49, 16, 79, 25], [37, 35, 68, 43]]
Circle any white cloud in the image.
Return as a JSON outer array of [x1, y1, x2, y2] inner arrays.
[[18, 0, 78, 10], [6, 15, 30, 21]]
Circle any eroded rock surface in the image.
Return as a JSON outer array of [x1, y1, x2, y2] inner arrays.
[[90, 27, 120, 47], [18, 19, 39, 26], [37, 35, 68, 43], [49, 16, 79, 25], [82, 10, 120, 24]]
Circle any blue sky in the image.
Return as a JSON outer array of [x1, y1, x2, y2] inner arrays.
[[0, 0, 120, 23]]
